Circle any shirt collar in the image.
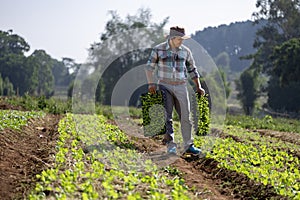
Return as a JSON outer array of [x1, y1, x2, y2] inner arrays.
[[166, 39, 182, 50]]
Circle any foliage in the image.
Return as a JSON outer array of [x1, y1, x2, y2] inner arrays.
[[271, 38, 300, 86], [214, 51, 230, 70], [0, 73, 14, 96], [193, 93, 210, 136], [236, 68, 261, 115], [0, 109, 44, 131], [0, 30, 30, 95], [5, 95, 71, 114], [200, 70, 226, 118], [140, 90, 166, 136], [210, 51, 232, 99], [265, 38, 300, 112], [253, 0, 300, 40], [0, 29, 30, 55], [87, 8, 168, 105], [267, 76, 300, 113], [193, 20, 262, 72], [194, 124, 300, 198], [225, 114, 300, 133], [218, 68, 231, 99], [29, 113, 193, 199], [140, 90, 211, 137], [52, 58, 79, 87], [240, 0, 300, 114], [28, 50, 55, 97], [3, 96, 300, 199], [0, 30, 78, 97]]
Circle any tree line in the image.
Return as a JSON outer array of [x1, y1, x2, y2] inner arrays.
[[192, 20, 264, 74], [0, 30, 79, 97], [236, 0, 300, 116]]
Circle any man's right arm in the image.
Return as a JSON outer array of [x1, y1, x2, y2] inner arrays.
[[145, 48, 158, 94], [145, 69, 156, 94]]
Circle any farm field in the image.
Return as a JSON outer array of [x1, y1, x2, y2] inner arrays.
[[0, 100, 300, 199]]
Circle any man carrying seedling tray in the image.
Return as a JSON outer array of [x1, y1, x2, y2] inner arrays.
[[145, 26, 205, 155]]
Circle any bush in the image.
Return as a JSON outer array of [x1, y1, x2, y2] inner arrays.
[[5, 94, 71, 114]]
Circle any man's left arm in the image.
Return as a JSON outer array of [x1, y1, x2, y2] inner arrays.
[[186, 50, 205, 95], [192, 77, 205, 95]]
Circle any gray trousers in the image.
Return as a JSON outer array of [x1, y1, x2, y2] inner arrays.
[[159, 83, 193, 148]]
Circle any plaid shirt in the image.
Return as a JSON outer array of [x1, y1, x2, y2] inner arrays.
[[146, 40, 200, 82]]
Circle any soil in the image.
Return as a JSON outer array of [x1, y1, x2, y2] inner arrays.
[[255, 129, 300, 145], [117, 117, 289, 200], [0, 102, 296, 199], [116, 118, 232, 199], [0, 102, 61, 200]]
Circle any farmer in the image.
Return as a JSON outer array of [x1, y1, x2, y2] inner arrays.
[[145, 26, 205, 155]]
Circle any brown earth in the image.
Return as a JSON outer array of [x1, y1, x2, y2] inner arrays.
[[0, 103, 61, 200], [0, 102, 293, 199], [116, 117, 288, 200], [115, 118, 232, 199], [255, 129, 300, 146]]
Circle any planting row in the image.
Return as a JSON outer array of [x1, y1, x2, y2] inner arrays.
[[0, 109, 44, 130], [226, 114, 300, 133], [194, 126, 300, 199], [29, 113, 195, 199], [223, 126, 300, 155]]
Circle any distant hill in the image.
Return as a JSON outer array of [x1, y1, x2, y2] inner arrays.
[[192, 20, 264, 73]]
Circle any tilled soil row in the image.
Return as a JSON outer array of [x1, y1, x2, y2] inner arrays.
[[217, 127, 300, 161], [0, 113, 61, 200], [117, 118, 289, 200]]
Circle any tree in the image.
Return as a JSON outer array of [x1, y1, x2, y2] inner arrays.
[[0, 30, 79, 97], [52, 57, 79, 88], [270, 38, 300, 86], [29, 50, 54, 97], [0, 74, 2, 95], [267, 38, 300, 112], [87, 8, 169, 105], [193, 21, 262, 73], [250, 0, 300, 74], [214, 52, 231, 99], [236, 68, 260, 115], [52, 59, 69, 87], [253, 0, 300, 40], [3, 76, 14, 96], [0, 74, 14, 96], [0, 30, 30, 56], [215, 52, 230, 69], [0, 30, 30, 95], [238, 0, 300, 114]]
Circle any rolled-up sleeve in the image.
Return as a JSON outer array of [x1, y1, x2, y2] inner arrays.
[[186, 49, 200, 79], [146, 48, 158, 72]]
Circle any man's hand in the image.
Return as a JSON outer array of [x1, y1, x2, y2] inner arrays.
[[148, 84, 156, 94], [192, 78, 205, 96], [196, 86, 205, 96]]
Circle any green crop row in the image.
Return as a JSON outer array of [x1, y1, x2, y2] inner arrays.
[[29, 113, 194, 199], [223, 126, 300, 154], [194, 128, 300, 199], [226, 114, 300, 133], [0, 109, 44, 130]]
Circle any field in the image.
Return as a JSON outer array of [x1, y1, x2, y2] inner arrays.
[[0, 98, 300, 200]]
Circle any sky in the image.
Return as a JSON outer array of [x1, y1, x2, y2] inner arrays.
[[0, 0, 258, 63]]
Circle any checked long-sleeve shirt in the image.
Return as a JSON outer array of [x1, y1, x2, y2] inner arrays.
[[146, 40, 200, 82]]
